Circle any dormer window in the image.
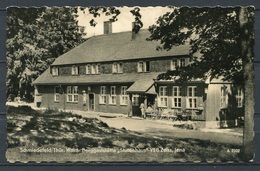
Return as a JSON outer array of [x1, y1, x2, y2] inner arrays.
[[112, 62, 123, 73], [138, 61, 150, 72], [86, 64, 101, 75], [91, 64, 96, 74], [86, 65, 91, 74], [96, 64, 101, 74], [52, 67, 59, 76], [72, 65, 79, 75], [171, 58, 187, 70]]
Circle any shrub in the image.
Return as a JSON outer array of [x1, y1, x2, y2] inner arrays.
[[7, 94, 15, 102], [42, 108, 59, 115], [76, 137, 99, 148], [101, 139, 114, 148], [6, 105, 38, 115], [99, 121, 109, 128], [7, 137, 20, 148]]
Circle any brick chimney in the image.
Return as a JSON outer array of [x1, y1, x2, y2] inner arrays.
[[132, 22, 140, 40], [103, 21, 112, 34]]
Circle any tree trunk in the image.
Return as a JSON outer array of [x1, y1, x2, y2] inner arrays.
[[239, 7, 254, 162]]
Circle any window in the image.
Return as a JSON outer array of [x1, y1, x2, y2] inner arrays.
[[67, 86, 72, 102], [52, 67, 59, 76], [220, 86, 228, 108], [86, 65, 91, 74], [171, 58, 187, 70], [158, 86, 167, 107], [118, 63, 123, 73], [132, 94, 139, 106], [67, 86, 78, 102], [72, 65, 79, 75], [180, 58, 186, 67], [100, 86, 107, 104], [86, 64, 100, 74], [72, 86, 78, 102], [137, 61, 150, 72], [112, 63, 118, 73], [96, 64, 101, 74], [54, 86, 60, 102], [236, 87, 243, 108], [112, 63, 123, 73], [109, 86, 116, 104], [120, 86, 128, 105], [172, 86, 182, 108], [187, 86, 197, 108], [91, 64, 96, 74]]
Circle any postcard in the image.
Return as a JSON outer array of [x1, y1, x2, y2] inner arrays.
[[5, 6, 255, 163]]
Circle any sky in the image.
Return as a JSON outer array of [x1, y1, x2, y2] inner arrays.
[[77, 7, 173, 37]]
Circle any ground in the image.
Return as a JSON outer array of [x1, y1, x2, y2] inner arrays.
[[5, 102, 244, 163]]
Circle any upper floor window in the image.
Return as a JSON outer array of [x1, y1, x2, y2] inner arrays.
[[96, 64, 101, 74], [187, 86, 197, 109], [86, 64, 100, 75], [120, 86, 128, 105], [91, 64, 96, 74], [100, 86, 107, 104], [138, 61, 150, 72], [72, 65, 79, 75], [54, 86, 60, 102], [52, 67, 59, 76], [112, 62, 123, 73], [220, 85, 228, 108], [236, 87, 243, 108], [158, 86, 167, 107], [86, 65, 91, 74], [67, 86, 78, 103], [171, 58, 187, 70], [172, 86, 182, 108]]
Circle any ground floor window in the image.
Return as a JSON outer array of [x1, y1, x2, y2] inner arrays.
[[220, 85, 228, 108], [187, 86, 197, 108], [236, 87, 243, 108], [172, 86, 182, 108], [67, 86, 78, 102], [54, 86, 60, 102], [109, 86, 116, 105], [158, 86, 167, 107], [100, 86, 107, 104], [120, 86, 128, 105]]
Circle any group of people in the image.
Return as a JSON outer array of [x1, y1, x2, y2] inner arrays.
[[139, 102, 155, 119]]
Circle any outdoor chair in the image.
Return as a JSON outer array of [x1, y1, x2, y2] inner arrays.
[[181, 110, 192, 121], [159, 109, 172, 120], [145, 108, 158, 119]]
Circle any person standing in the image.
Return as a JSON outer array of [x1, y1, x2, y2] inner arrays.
[[140, 102, 146, 119]]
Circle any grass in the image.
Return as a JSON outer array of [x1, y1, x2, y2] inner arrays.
[[6, 105, 243, 162]]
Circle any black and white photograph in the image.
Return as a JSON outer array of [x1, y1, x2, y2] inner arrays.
[[5, 6, 254, 163]]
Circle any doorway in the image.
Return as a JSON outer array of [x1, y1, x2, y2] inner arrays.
[[89, 93, 95, 111]]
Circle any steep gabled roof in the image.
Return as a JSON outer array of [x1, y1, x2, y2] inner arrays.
[[52, 29, 189, 66]]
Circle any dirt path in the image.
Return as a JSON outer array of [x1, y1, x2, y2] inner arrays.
[[98, 117, 243, 145], [71, 109, 243, 146]]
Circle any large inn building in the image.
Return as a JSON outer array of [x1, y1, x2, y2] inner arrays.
[[33, 22, 244, 127]]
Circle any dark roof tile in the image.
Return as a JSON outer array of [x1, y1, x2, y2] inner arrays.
[[52, 30, 189, 65]]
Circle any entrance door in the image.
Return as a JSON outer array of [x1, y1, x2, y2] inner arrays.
[[89, 93, 95, 111], [132, 94, 143, 116]]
